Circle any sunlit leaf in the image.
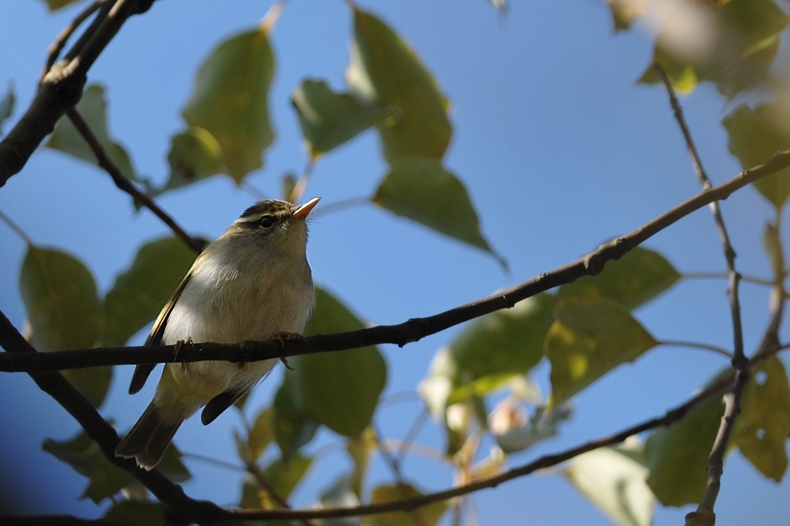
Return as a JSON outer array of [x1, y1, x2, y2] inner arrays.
[[151, 127, 223, 197], [289, 286, 387, 437], [292, 79, 390, 159], [20, 245, 108, 406], [373, 156, 502, 263], [546, 298, 658, 407], [723, 98, 790, 208], [103, 237, 196, 346], [638, 46, 699, 94], [47, 84, 138, 179], [347, 7, 452, 163], [737, 356, 790, 481], [362, 483, 448, 526], [248, 407, 274, 462], [607, 0, 646, 32], [273, 372, 319, 460], [0, 83, 14, 135], [104, 500, 164, 526], [39, 0, 84, 11], [565, 439, 655, 526], [182, 26, 275, 181], [428, 293, 555, 406], [559, 247, 680, 310]]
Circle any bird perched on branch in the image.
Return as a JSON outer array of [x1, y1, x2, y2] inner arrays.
[[115, 198, 319, 470]]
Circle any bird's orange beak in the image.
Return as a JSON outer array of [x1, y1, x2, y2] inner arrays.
[[292, 197, 320, 220]]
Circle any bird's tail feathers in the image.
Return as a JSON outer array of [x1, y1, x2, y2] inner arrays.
[[115, 402, 182, 470]]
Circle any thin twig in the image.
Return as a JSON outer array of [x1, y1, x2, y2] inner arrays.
[[655, 64, 748, 523], [4, 150, 790, 373], [0, 208, 34, 245], [683, 271, 773, 287], [66, 109, 205, 253], [658, 339, 733, 359], [39, 0, 107, 85]]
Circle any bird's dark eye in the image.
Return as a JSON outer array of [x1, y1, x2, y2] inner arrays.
[[258, 215, 276, 228]]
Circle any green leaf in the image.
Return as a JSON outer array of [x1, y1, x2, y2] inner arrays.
[[20, 245, 109, 406], [46, 84, 138, 180], [289, 287, 387, 437], [152, 127, 224, 197], [347, 7, 452, 163], [292, 79, 391, 159], [559, 247, 680, 310], [361, 483, 448, 526], [637, 46, 699, 94], [273, 372, 320, 460], [43, 429, 189, 505], [104, 501, 164, 526], [639, 0, 788, 98], [723, 98, 790, 208], [263, 453, 312, 501], [102, 237, 197, 346], [644, 391, 725, 506], [39, 0, 84, 11], [182, 26, 275, 181], [248, 407, 274, 462], [546, 298, 658, 407], [0, 83, 14, 136], [429, 293, 556, 405], [373, 156, 502, 263], [565, 440, 655, 526], [737, 356, 790, 481]]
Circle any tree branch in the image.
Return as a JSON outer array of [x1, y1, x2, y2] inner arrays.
[[0, 0, 146, 185], [66, 109, 205, 253], [3, 150, 790, 373]]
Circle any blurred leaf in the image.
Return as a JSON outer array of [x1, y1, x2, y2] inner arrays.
[[0, 83, 14, 135], [39, 0, 83, 11], [347, 7, 452, 163], [20, 245, 109, 406], [644, 390, 724, 506], [737, 356, 790, 481], [546, 298, 658, 407], [288, 287, 387, 437], [317, 474, 362, 525], [263, 453, 312, 501], [639, 0, 788, 98], [248, 407, 274, 462], [104, 501, 164, 526], [429, 293, 555, 406], [373, 156, 502, 263], [151, 127, 223, 197], [182, 26, 275, 181], [490, 399, 572, 454], [102, 237, 196, 346], [559, 247, 680, 310], [292, 79, 391, 158], [638, 47, 699, 94], [273, 372, 320, 459], [47, 84, 138, 179], [565, 440, 655, 526], [362, 483, 448, 526], [607, 0, 645, 32], [723, 98, 790, 208], [347, 427, 377, 498]]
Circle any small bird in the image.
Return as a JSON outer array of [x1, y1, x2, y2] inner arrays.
[[115, 198, 319, 470]]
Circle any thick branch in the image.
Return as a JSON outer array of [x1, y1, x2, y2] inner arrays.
[[0, 0, 144, 185], [3, 150, 790, 373]]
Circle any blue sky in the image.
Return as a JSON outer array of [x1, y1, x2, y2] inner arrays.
[[0, 1, 788, 524]]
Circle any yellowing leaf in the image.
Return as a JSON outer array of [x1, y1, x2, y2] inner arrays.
[[362, 483, 448, 526], [607, 0, 646, 32], [547, 298, 658, 407], [723, 98, 790, 208], [737, 356, 790, 481], [182, 27, 275, 181], [20, 245, 109, 406], [373, 156, 501, 263], [559, 247, 680, 310], [347, 7, 452, 163], [290, 287, 387, 437], [46, 84, 138, 180], [248, 407, 274, 462], [565, 440, 655, 526], [103, 237, 197, 346], [292, 79, 390, 158]]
